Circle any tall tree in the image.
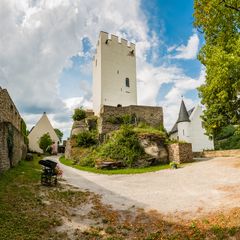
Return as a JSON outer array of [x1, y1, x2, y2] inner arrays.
[[54, 128, 63, 142], [194, 0, 240, 138]]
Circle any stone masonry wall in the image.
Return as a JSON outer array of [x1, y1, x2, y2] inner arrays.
[[99, 105, 163, 134], [0, 122, 27, 172], [0, 88, 21, 131], [0, 88, 26, 173], [168, 143, 193, 163]]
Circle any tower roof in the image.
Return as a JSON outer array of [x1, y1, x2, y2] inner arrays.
[[176, 100, 190, 123]]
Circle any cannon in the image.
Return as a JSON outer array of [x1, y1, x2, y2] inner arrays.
[[39, 159, 58, 186]]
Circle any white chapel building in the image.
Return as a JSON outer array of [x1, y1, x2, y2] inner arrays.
[[92, 31, 137, 115], [169, 100, 214, 152], [28, 112, 60, 153]]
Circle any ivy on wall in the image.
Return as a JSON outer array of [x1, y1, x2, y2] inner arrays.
[[7, 124, 14, 167]]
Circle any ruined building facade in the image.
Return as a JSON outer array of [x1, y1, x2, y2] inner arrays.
[[0, 87, 26, 172]]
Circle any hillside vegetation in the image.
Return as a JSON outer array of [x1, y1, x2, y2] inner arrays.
[[69, 124, 168, 169]]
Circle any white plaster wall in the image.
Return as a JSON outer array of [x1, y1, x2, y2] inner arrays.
[[170, 132, 178, 140], [92, 38, 102, 115], [92, 32, 137, 115], [28, 114, 59, 153], [189, 105, 214, 152], [177, 122, 191, 143]]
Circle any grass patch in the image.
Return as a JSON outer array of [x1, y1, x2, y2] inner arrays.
[[60, 156, 170, 174], [0, 155, 90, 240]]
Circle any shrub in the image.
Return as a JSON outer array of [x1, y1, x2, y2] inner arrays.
[[72, 108, 86, 121], [39, 133, 52, 153], [97, 125, 144, 167], [214, 125, 240, 150], [169, 161, 179, 169], [76, 131, 98, 148], [106, 114, 136, 125]]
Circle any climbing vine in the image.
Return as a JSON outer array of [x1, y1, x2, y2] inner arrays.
[[7, 124, 14, 167]]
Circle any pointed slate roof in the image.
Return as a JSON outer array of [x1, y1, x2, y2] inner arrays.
[[169, 100, 191, 134], [176, 100, 190, 123]]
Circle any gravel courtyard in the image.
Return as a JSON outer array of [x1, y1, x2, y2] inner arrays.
[[54, 156, 240, 219]]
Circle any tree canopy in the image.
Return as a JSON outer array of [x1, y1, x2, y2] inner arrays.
[[54, 128, 63, 142], [72, 108, 86, 121], [39, 133, 52, 154], [194, 0, 240, 137]]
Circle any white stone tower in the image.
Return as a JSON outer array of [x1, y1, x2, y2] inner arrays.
[[92, 31, 137, 115]]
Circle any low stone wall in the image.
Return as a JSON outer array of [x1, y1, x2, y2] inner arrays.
[[193, 149, 240, 158], [168, 143, 193, 163], [0, 122, 27, 172], [99, 105, 163, 134]]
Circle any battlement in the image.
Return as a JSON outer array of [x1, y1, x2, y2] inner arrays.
[[99, 31, 135, 48]]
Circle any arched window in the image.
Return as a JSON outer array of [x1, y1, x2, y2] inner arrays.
[[125, 78, 130, 87]]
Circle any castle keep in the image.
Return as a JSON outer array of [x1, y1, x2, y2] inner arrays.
[[93, 31, 137, 115], [92, 31, 163, 132], [0, 87, 27, 172]]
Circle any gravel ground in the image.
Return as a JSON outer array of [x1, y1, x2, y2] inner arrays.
[[51, 156, 240, 219]]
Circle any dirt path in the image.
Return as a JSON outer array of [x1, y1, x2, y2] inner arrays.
[[51, 156, 240, 219]]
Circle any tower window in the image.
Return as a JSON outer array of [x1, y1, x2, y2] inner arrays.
[[125, 78, 130, 87], [117, 70, 119, 74]]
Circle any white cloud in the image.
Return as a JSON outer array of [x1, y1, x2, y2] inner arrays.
[[0, 0, 203, 138], [171, 33, 199, 60]]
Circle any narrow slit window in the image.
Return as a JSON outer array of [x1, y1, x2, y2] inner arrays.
[[125, 78, 130, 87]]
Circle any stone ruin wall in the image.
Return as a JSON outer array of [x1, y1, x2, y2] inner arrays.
[[0, 88, 26, 172], [99, 105, 164, 134]]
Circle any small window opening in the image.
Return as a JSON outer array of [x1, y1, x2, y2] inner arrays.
[[183, 129, 184, 136], [95, 59, 97, 66], [125, 78, 130, 87], [117, 70, 119, 74], [117, 104, 122, 107]]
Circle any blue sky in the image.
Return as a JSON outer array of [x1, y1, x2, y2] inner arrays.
[[0, 0, 204, 137]]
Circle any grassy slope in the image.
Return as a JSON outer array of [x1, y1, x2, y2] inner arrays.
[[60, 156, 170, 174], [0, 155, 88, 240]]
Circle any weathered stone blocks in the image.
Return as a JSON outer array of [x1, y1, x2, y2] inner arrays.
[[168, 143, 193, 163], [99, 105, 163, 134]]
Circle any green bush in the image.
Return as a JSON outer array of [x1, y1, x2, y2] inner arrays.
[[97, 125, 144, 167], [214, 125, 240, 150], [215, 134, 240, 150], [215, 125, 235, 140], [72, 108, 86, 121], [106, 114, 136, 125], [39, 133, 52, 153], [79, 154, 95, 167], [76, 131, 98, 148]]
